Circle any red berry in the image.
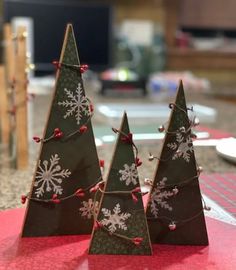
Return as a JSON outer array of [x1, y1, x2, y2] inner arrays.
[[90, 103, 94, 113], [75, 189, 85, 197], [79, 125, 88, 133], [33, 136, 41, 143], [132, 187, 141, 193], [54, 128, 60, 134], [121, 133, 133, 144], [52, 61, 61, 69], [21, 195, 27, 204], [132, 237, 143, 246], [90, 185, 99, 193], [99, 159, 105, 168], [94, 220, 102, 230], [51, 194, 60, 204], [131, 193, 138, 203], [135, 157, 142, 167], [54, 132, 63, 139], [52, 199, 61, 204], [80, 64, 89, 73]]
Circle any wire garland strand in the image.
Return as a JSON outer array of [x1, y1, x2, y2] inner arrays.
[[21, 177, 104, 204], [147, 195, 211, 231]]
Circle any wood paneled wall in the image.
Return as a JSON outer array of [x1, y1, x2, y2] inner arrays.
[[180, 0, 236, 29], [80, 0, 164, 24], [114, 0, 163, 23]]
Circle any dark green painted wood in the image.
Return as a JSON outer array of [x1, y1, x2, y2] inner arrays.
[[22, 24, 101, 237], [89, 113, 152, 255], [146, 81, 209, 245]]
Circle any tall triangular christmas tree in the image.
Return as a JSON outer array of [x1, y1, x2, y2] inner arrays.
[[22, 24, 102, 237], [89, 112, 152, 255], [146, 81, 209, 245]]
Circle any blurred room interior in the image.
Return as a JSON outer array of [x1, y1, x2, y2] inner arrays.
[[0, 0, 235, 213]]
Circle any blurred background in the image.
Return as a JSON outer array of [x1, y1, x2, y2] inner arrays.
[[0, 0, 235, 214], [1, 0, 236, 95]]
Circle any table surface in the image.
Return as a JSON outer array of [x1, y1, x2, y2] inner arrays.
[[0, 208, 235, 270]]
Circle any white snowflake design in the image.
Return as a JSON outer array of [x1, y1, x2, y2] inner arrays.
[[79, 199, 99, 219], [150, 177, 174, 218], [119, 163, 138, 186], [167, 130, 194, 162], [58, 83, 90, 125], [34, 154, 71, 198], [100, 203, 131, 233]]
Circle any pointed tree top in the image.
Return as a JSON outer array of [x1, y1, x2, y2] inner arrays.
[[174, 80, 187, 112], [120, 111, 129, 134], [167, 80, 189, 133], [59, 23, 80, 66], [67, 23, 73, 30]]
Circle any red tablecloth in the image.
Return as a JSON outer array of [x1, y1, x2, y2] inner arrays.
[[0, 208, 235, 270]]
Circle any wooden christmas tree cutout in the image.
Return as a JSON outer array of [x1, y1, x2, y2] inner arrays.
[[89, 112, 152, 255], [146, 81, 209, 245], [21, 24, 101, 237]]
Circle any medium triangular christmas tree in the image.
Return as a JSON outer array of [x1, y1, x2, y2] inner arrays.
[[146, 81, 209, 245], [22, 24, 102, 237], [89, 112, 152, 255]]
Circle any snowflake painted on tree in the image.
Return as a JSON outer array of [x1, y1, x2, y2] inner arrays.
[[34, 154, 71, 198], [58, 83, 90, 125], [100, 203, 131, 233], [150, 177, 173, 218], [167, 130, 194, 162], [79, 199, 99, 219], [119, 163, 138, 186]]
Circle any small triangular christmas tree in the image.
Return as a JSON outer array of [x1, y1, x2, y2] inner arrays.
[[146, 81, 209, 245], [89, 112, 152, 255], [21, 24, 102, 237]]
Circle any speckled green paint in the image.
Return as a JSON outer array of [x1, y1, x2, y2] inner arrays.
[[22, 24, 101, 237], [89, 113, 152, 255], [146, 81, 209, 245]]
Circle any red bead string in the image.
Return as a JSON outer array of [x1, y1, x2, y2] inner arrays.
[[52, 61, 89, 74], [121, 132, 133, 144], [8, 77, 29, 90], [87, 163, 146, 245], [21, 177, 104, 204], [93, 219, 144, 246], [111, 128, 142, 169], [91, 127, 145, 245], [26, 86, 96, 203], [33, 127, 63, 143], [7, 105, 16, 115], [6, 76, 32, 116], [96, 186, 146, 204], [32, 98, 94, 144], [7, 94, 35, 116]]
